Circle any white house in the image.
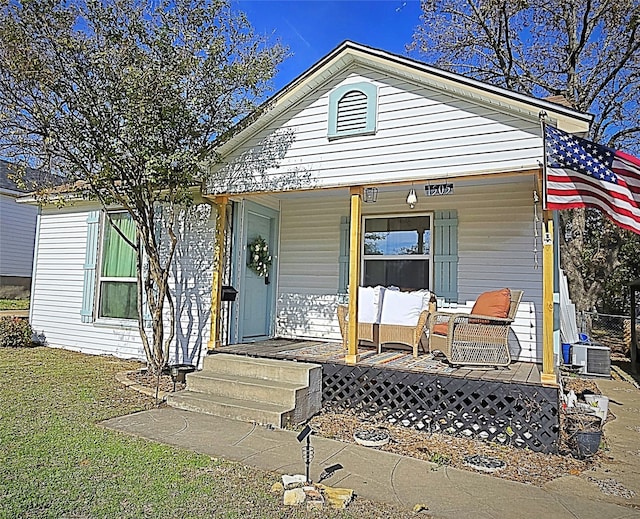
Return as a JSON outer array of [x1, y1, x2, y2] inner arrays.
[[25, 42, 592, 377], [0, 161, 40, 292]]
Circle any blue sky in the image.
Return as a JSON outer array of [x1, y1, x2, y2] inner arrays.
[[233, 0, 423, 91]]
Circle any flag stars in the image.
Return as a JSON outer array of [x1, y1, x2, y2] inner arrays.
[[545, 125, 619, 183]]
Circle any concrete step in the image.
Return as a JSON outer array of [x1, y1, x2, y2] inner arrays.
[[166, 390, 294, 428], [186, 371, 305, 406], [167, 353, 322, 428], [203, 353, 317, 386]]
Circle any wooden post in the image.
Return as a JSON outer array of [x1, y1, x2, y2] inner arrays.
[[346, 186, 362, 365], [208, 196, 228, 351], [541, 213, 557, 386]]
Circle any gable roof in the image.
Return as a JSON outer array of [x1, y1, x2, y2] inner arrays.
[[0, 161, 40, 193], [1, 160, 66, 196], [217, 41, 592, 156]]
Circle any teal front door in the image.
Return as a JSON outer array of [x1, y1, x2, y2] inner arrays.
[[237, 201, 278, 342]]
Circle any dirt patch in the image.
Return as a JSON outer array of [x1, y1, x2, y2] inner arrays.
[[127, 369, 186, 393]]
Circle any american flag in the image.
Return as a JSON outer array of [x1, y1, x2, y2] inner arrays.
[[544, 125, 640, 234]]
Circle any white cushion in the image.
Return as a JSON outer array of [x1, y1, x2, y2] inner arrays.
[[413, 289, 432, 310], [357, 286, 385, 324], [380, 290, 425, 326]]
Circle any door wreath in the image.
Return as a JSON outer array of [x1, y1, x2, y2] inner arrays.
[[247, 235, 272, 277]]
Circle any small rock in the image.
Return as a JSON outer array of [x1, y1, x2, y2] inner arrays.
[[304, 487, 325, 509], [282, 474, 307, 489], [270, 482, 284, 493], [413, 503, 429, 513], [283, 488, 306, 506], [303, 486, 322, 497], [318, 485, 354, 509]]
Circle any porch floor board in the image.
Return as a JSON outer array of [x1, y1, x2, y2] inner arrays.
[[215, 338, 543, 386]]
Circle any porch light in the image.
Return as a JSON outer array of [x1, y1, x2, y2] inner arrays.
[[406, 188, 418, 209], [363, 187, 378, 203]]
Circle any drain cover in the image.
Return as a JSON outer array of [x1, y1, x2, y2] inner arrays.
[[463, 455, 506, 473], [353, 429, 390, 447]]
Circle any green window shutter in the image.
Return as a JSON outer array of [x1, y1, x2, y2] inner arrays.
[[80, 210, 101, 323], [434, 210, 458, 302], [338, 216, 350, 294]]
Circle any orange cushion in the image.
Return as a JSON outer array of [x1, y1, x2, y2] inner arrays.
[[432, 323, 449, 336], [471, 288, 511, 318]]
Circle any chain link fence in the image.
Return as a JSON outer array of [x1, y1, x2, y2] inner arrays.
[[577, 311, 632, 356]]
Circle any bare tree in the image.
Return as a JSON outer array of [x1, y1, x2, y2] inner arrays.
[[410, 0, 640, 311], [0, 0, 286, 373]]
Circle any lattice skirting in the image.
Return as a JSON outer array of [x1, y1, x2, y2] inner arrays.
[[322, 363, 559, 452]]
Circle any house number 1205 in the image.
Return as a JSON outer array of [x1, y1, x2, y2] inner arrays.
[[424, 183, 454, 196]]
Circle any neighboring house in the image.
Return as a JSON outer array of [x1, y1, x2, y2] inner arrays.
[[26, 42, 591, 373], [0, 161, 40, 291]]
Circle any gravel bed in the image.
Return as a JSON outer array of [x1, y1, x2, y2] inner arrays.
[[587, 477, 636, 499], [308, 409, 597, 487]]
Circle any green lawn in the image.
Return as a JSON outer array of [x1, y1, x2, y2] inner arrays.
[[0, 298, 29, 311], [0, 348, 413, 518]]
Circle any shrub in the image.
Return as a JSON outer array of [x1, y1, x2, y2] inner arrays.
[[0, 284, 30, 299], [0, 317, 34, 348]]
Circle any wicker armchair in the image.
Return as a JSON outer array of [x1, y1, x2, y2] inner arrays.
[[428, 289, 523, 367]]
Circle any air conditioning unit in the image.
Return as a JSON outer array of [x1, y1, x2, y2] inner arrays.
[[572, 343, 611, 377]]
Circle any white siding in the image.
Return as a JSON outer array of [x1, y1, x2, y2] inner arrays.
[[170, 203, 216, 365], [30, 203, 216, 364], [275, 175, 542, 361], [277, 195, 345, 339], [0, 193, 38, 278], [216, 66, 543, 193]]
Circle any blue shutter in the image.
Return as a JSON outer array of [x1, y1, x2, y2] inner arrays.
[[338, 216, 350, 295], [434, 210, 458, 302], [80, 210, 100, 323]]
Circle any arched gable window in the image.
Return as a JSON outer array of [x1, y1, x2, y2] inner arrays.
[[328, 82, 378, 139]]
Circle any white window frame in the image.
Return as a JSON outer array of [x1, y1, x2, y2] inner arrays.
[[361, 212, 434, 290]]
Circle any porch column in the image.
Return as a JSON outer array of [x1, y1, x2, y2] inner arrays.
[[346, 186, 362, 365], [208, 195, 228, 351], [541, 213, 556, 386]]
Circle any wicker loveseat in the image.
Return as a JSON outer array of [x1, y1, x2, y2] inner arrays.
[[428, 288, 523, 367], [378, 289, 430, 357], [337, 286, 431, 357]]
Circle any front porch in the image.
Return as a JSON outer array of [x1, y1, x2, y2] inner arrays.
[[213, 339, 559, 452]]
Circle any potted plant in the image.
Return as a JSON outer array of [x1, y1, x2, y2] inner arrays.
[[565, 409, 602, 459]]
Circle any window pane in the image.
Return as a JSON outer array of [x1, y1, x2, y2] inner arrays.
[[364, 259, 430, 290], [102, 213, 136, 277], [364, 216, 431, 255], [100, 281, 138, 320]]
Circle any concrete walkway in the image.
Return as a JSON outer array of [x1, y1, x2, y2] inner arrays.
[[102, 377, 640, 519]]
